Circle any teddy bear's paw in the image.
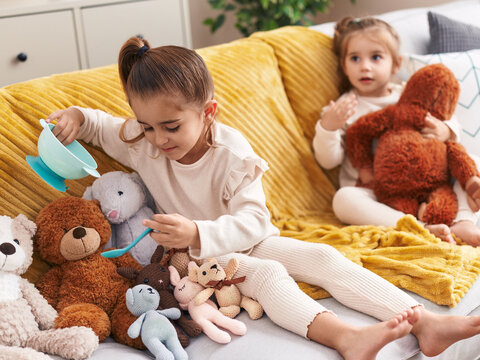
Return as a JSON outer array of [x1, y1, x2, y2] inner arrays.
[[41, 326, 98, 360], [55, 303, 111, 342], [241, 296, 264, 320], [0, 346, 52, 360], [219, 305, 241, 318]]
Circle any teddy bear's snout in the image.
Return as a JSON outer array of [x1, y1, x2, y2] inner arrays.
[[0, 242, 16, 255], [72, 227, 87, 239]]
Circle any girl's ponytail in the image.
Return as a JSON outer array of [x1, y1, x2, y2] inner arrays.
[[118, 37, 151, 95]]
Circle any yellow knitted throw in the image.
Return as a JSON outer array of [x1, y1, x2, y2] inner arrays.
[[1, 26, 479, 307]]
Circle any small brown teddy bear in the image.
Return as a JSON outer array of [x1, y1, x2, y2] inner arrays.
[[0, 214, 98, 360], [160, 247, 200, 279], [346, 63, 480, 226], [189, 258, 263, 320], [117, 245, 202, 347], [34, 196, 143, 348]]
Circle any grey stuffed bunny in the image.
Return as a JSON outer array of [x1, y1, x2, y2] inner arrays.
[[126, 284, 188, 360], [83, 171, 158, 266]]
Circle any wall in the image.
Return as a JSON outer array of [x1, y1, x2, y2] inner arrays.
[[189, 0, 456, 49]]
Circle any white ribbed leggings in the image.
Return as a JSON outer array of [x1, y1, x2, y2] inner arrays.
[[218, 236, 420, 338]]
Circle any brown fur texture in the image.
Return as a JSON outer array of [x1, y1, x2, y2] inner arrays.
[[34, 196, 144, 349], [346, 64, 479, 225], [117, 245, 202, 347], [190, 258, 263, 320], [0, 214, 98, 360]]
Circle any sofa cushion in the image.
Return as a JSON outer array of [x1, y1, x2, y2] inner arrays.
[[403, 49, 480, 157], [428, 12, 480, 53]]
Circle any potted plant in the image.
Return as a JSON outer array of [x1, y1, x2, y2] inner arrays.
[[204, 0, 355, 37]]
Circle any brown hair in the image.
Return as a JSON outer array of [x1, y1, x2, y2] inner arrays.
[[333, 17, 401, 93], [117, 37, 215, 144]]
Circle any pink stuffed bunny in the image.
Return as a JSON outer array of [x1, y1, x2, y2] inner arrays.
[[169, 262, 247, 344]]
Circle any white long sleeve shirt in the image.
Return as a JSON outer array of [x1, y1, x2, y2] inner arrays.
[[76, 107, 279, 259], [312, 83, 461, 187]]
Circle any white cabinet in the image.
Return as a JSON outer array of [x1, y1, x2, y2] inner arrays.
[[0, 11, 80, 86], [0, 0, 192, 87], [82, 0, 190, 68]]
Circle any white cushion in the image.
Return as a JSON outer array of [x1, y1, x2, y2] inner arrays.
[[403, 49, 480, 157]]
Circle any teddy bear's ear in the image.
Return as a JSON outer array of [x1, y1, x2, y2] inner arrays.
[[14, 214, 36, 237], [117, 267, 139, 280], [82, 186, 94, 200], [169, 265, 180, 286]]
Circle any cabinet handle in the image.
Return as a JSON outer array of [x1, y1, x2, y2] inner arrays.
[[17, 53, 28, 62]]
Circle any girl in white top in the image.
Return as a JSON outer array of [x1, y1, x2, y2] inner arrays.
[[313, 16, 480, 246], [47, 37, 480, 360]]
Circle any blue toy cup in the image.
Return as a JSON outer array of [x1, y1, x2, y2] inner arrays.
[[26, 119, 100, 191]]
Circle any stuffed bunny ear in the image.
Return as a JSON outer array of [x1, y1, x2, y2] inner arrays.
[[169, 265, 181, 286], [150, 245, 165, 264], [14, 214, 36, 237], [83, 186, 93, 200]]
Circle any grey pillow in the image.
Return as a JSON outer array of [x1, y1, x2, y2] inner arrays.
[[428, 11, 480, 53]]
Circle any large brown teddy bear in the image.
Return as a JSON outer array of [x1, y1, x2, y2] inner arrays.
[[34, 196, 144, 349], [346, 64, 480, 226]]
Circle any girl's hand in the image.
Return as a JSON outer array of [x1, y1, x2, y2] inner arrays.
[[358, 167, 374, 187], [321, 93, 357, 131], [466, 176, 480, 212], [143, 213, 200, 249], [45, 107, 85, 145], [421, 112, 453, 142]]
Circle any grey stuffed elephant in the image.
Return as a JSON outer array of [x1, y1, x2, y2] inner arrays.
[[83, 171, 159, 266], [126, 284, 188, 360]]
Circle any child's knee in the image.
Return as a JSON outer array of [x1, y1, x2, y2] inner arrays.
[[332, 187, 355, 222]]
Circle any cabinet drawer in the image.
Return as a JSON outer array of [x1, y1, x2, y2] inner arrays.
[[0, 11, 80, 87], [82, 0, 189, 68]]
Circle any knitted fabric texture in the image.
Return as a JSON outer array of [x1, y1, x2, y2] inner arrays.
[[1, 26, 480, 307]]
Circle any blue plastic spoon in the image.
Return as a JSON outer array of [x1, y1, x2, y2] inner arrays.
[[101, 227, 153, 258]]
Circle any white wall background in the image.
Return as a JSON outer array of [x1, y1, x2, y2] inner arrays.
[[189, 0, 456, 49]]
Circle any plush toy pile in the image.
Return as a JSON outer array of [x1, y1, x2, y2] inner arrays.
[[346, 64, 480, 225], [190, 258, 263, 320], [169, 262, 247, 344], [34, 196, 143, 348], [117, 245, 202, 347], [0, 214, 98, 360]]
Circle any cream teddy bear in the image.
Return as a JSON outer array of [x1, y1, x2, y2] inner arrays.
[[189, 258, 263, 320], [0, 214, 98, 360]]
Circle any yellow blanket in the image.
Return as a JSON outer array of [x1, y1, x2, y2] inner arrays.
[[1, 26, 479, 307]]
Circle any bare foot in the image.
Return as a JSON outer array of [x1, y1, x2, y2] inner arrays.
[[412, 308, 480, 356], [338, 309, 417, 360], [425, 223, 455, 244], [450, 220, 480, 247]]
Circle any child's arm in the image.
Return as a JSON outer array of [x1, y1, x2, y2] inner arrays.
[[421, 112, 459, 142], [47, 106, 135, 169], [313, 93, 357, 169], [74, 107, 136, 168], [143, 158, 276, 259]]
